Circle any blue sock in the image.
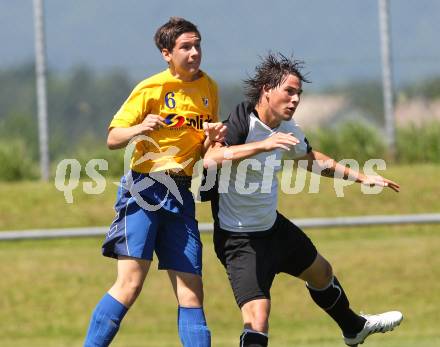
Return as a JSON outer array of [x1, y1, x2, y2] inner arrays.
[[178, 306, 211, 347], [84, 293, 128, 347]]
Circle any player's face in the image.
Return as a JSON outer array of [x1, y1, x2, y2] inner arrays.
[[163, 32, 202, 81], [266, 74, 302, 122]]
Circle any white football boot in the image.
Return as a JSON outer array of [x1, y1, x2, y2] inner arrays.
[[344, 311, 403, 346]]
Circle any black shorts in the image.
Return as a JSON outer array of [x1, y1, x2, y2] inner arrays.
[[214, 213, 318, 308]]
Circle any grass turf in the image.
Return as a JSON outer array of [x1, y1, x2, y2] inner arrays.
[[0, 225, 439, 346], [0, 164, 439, 346]]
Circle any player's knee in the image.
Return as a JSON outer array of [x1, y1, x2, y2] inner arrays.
[[175, 274, 204, 307], [322, 259, 333, 284], [243, 308, 269, 333], [315, 253, 332, 275], [306, 255, 334, 289], [246, 313, 269, 333], [117, 277, 144, 300], [178, 287, 204, 307]]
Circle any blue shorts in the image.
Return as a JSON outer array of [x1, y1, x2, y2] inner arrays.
[[102, 171, 203, 276]]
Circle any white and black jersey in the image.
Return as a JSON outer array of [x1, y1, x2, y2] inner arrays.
[[213, 101, 312, 233]]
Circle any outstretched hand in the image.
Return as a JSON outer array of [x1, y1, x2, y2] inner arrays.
[[360, 175, 400, 192], [203, 122, 227, 143]]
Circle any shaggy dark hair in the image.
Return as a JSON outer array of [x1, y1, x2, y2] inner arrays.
[[154, 17, 201, 52], [244, 53, 310, 105]]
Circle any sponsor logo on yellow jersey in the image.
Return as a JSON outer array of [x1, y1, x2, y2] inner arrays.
[[164, 113, 213, 130]]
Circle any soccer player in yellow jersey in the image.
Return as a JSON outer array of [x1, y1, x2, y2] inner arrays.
[[84, 17, 225, 347]]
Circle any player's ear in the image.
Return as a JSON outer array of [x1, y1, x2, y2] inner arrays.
[[161, 48, 172, 63], [263, 85, 271, 99]]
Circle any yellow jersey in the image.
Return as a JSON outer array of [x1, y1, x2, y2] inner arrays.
[[109, 69, 219, 176]]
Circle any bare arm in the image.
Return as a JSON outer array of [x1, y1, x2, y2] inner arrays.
[[203, 132, 300, 169], [300, 150, 400, 192], [107, 114, 166, 150]]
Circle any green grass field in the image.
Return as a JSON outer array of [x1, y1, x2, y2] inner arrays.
[[1, 226, 439, 347], [1, 164, 439, 346]]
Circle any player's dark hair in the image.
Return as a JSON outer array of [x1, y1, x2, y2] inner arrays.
[[244, 52, 310, 105], [154, 17, 201, 52]]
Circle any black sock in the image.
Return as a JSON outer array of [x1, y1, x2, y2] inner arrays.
[[307, 276, 366, 336], [239, 330, 268, 347]]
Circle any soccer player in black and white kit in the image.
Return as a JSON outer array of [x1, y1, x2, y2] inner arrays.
[[203, 53, 403, 347]]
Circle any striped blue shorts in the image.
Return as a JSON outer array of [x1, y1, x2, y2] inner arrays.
[[102, 170, 203, 276]]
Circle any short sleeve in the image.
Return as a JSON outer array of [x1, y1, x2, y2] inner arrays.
[[109, 84, 151, 129], [223, 102, 252, 146]]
